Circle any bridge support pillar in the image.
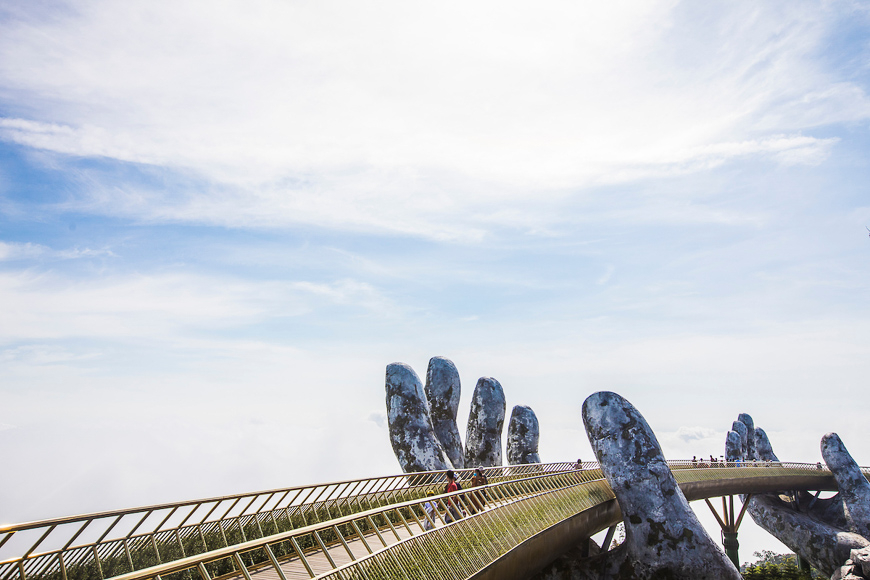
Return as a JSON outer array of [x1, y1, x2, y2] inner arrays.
[[705, 494, 752, 571], [722, 531, 739, 568]]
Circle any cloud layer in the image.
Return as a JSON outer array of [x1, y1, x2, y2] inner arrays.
[[1, 1, 868, 237]]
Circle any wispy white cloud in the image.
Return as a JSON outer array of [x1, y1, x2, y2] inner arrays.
[[673, 426, 719, 443], [0, 344, 101, 364], [367, 411, 387, 429], [0, 240, 115, 261], [0, 1, 866, 235], [0, 270, 395, 342], [596, 266, 616, 286], [0, 241, 45, 260], [289, 279, 394, 313]]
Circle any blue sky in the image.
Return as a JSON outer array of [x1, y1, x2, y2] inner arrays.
[[1, 0, 870, 559]]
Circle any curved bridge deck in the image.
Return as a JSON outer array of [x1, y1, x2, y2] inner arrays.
[[1, 461, 861, 580]]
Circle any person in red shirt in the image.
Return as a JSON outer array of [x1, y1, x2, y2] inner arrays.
[[444, 470, 463, 522]]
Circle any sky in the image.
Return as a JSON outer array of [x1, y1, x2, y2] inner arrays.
[[1, 0, 870, 563]]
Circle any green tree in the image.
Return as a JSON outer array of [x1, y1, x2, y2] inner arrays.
[[741, 552, 816, 580]]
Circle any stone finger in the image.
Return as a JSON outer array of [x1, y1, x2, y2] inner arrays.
[[582, 391, 741, 580], [386, 362, 450, 473], [822, 432, 870, 538], [425, 356, 464, 469], [465, 377, 506, 467], [507, 405, 541, 465]]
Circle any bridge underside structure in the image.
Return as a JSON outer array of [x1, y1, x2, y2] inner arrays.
[[0, 462, 855, 580]]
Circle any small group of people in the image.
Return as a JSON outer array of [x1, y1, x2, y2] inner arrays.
[[423, 467, 489, 530], [692, 455, 782, 468], [692, 455, 723, 467]]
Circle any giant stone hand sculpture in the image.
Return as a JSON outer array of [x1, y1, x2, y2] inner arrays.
[[536, 392, 741, 580], [727, 414, 870, 578], [387, 358, 539, 473]]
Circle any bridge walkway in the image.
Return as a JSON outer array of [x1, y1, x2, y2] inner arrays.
[[0, 462, 575, 580], [4, 462, 865, 580], [230, 489, 524, 580], [237, 526, 416, 580], [102, 463, 844, 580]]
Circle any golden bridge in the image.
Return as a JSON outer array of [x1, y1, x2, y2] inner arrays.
[[0, 461, 853, 580]]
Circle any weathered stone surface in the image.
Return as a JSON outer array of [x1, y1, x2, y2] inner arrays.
[[833, 561, 868, 580], [725, 431, 743, 462], [837, 547, 870, 579], [728, 415, 870, 576], [823, 433, 870, 538], [754, 427, 778, 461], [507, 405, 541, 465], [385, 362, 449, 473], [731, 420, 748, 458], [574, 391, 741, 580], [852, 546, 870, 577], [745, 492, 869, 575], [424, 356, 464, 470], [464, 377, 506, 467], [737, 413, 756, 460]]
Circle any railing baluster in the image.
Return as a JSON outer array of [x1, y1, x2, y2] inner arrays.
[[332, 525, 355, 561], [123, 538, 134, 571], [263, 544, 287, 580], [196, 562, 211, 580], [90, 545, 103, 579], [289, 537, 315, 578], [394, 508, 415, 537], [312, 530, 337, 568], [0, 532, 15, 551], [230, 552, 253, 580], [150, 534, 162, 564], [366, 515, 388, 547], [350, 520, 373, 554], [196, 524, 208, 552], [382, 511, 402, 542]]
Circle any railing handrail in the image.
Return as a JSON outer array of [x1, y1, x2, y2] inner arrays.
[[93, 462, 843, 580], [105, 467, 595, 580], [2, 460, 862, 580], [9, 459, 838, 534], [0, 462, 576, 533], [0, 462, 578, 580]]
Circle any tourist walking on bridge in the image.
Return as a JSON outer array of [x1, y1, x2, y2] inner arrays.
[[444, 470, 463, 522], [470, 467, 488, 513], [423, 491, 437, 530]]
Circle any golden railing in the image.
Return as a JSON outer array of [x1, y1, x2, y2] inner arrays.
[[0, 462, 577, 580], [5, 460, 854, 580], [103, 466, 609, 580]]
